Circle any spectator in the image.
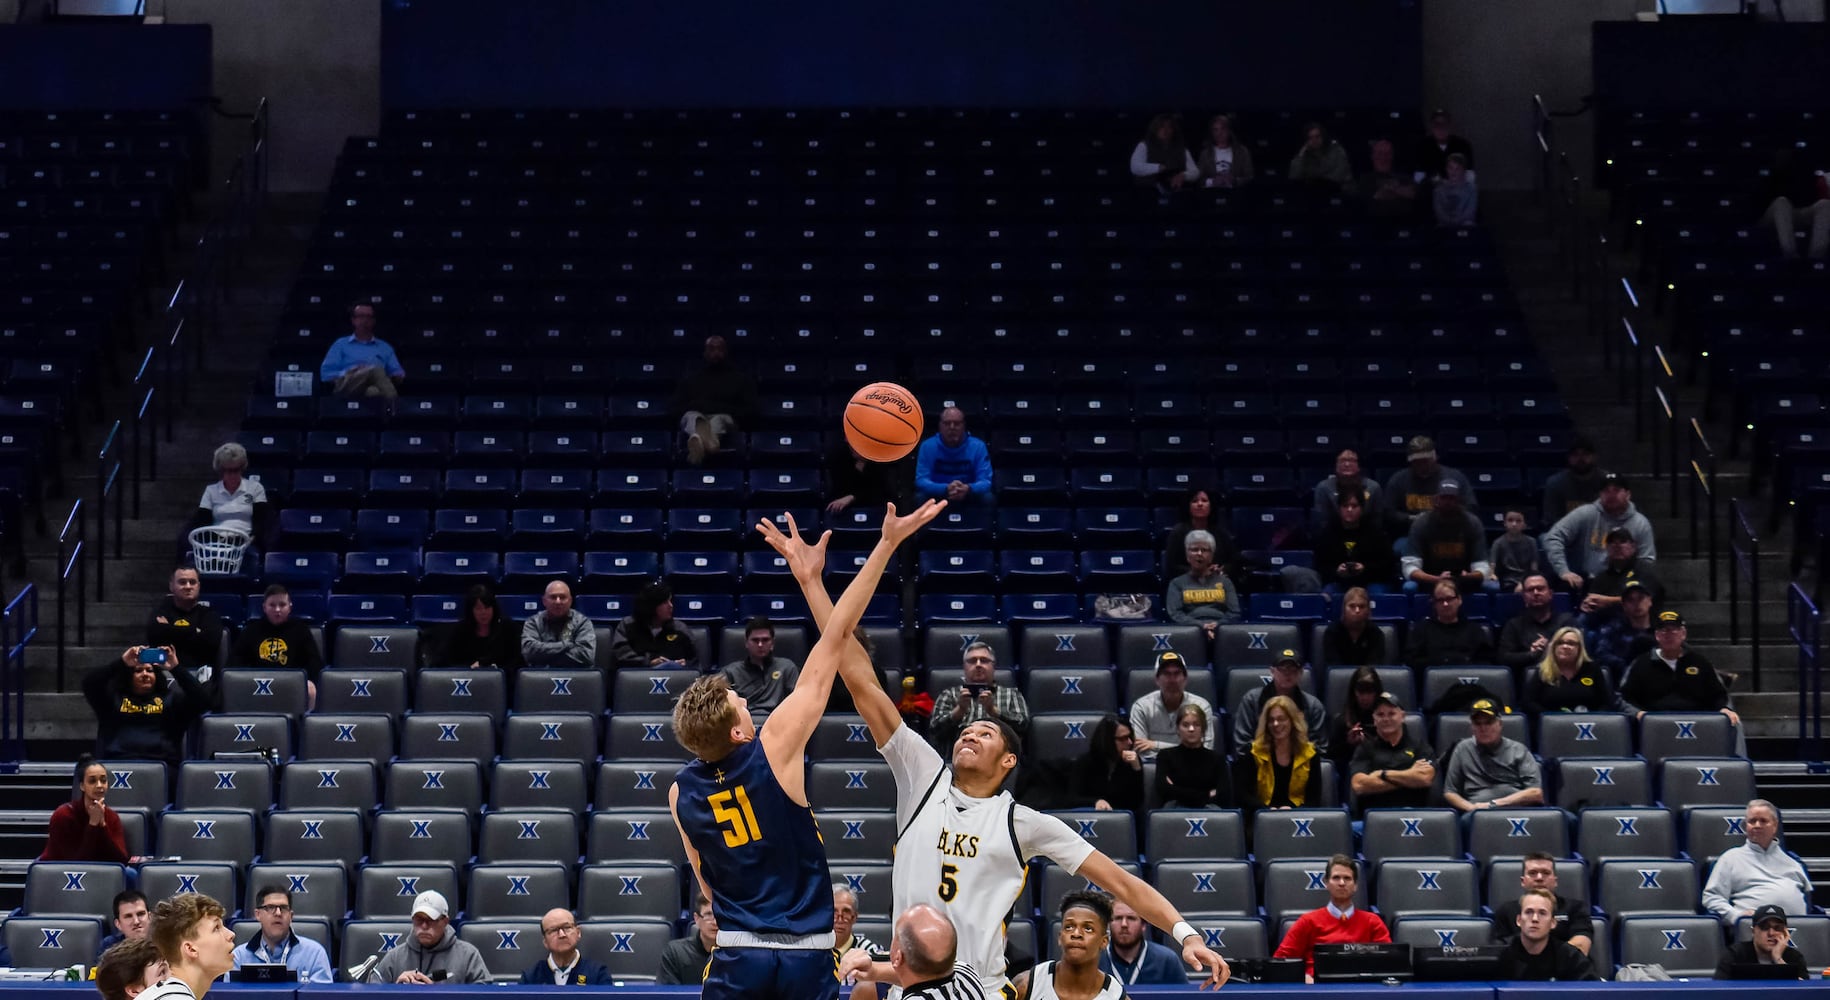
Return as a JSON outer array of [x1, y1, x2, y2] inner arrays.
[[230, 886, 334, 983], [1287, 122, 1353, 191], [1355, 138, 1418, 217], [1153, 704, 1230, 809], [1165, 530, 1242, 637], [1702, 800, 1810, 926], [609, 581, 697, 670], [1490, 852, 1595, 956], [371, 890, 490, 984], [318, 301, 404, 401], [1755, 146, 1830, 260], [1404, 581, 1495, 670], [1432, 153, 1478, 226], [519, 908, 612, 986], [144, 892, 237, 1000], [1620, 609, 1737, 725], [94, 938, 166, 1000], [520, 580, 595, 668], [1129, 113, 1197, 193], [82, 646, 207, 767], [1233, 695, 1324, 819], [98, 890, 151, 957], [1273, 856, 1389, 978], [1128, 651, 1217, 758], [1311, 449, 1384, 531], [1098, 898, 1187, 985], [231, 584, 324, 708], [929, 640, 1029, 753], [1164, 486, 1239, 580], [1545, 472, 1657, 589], [1416, 109, 1476, 181], [1347, 692, 1435, 814], [39, 756, 130, 864], [1714, 905, 1807, 979], [1488, 510, 1540, 593], [1495, 575, 1574, 670], [1521, 627, 1619, 716], [1327, 665, 1384, 766], [670, 334, 758, 466], [1541, 437, 1605, 527], [717, 616, 800, 714], [1401, 481, 1492, 593], [1320, 587, 1387, 667], [656, 893, 716, 986], [184, 442, 271, 559], [1495, 888, 1600, 981], [831, 884, 881, 970], [1310, 488, 1395, 592], [1384, 435, 1478, 530], [825, 438, 904, 514], [912, 406, 993, 506], [1065, 715, 1144, 812], [1196, 113, 1255, 189], [1231, 651, 1329, 753], [1441, 699, 1544, 813], [146, 566, 224, 693], [432, 585, 524, 671], [1584, 579, 1657, 679], [1575, 527, 1664, 616]]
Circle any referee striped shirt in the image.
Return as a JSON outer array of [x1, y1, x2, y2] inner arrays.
[[899, 962, 986, 1000]]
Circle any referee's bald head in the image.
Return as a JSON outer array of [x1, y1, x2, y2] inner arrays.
[[892, 904, 957, 982]]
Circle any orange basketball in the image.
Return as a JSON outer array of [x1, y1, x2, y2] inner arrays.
[[843, 382, 924, 463]]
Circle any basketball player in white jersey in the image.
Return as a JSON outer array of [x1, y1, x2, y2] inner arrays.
[[139, 893, 237, 1000], [1013, 891, 1127, 1000], [764, 526, 1229, 998]]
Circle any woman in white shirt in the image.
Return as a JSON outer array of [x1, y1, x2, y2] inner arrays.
[[185, 442, 270, 559], [1129, 114, 1197, 193]]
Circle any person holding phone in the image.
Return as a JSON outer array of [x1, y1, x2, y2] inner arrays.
[[371, 891, 490, 985], [927, 640, 1029, 755], [81, 645, 208, 768]]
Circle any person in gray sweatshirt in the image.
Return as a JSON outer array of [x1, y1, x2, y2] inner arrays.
[[1165, 530, 1242, 638], [1543, 473, 1657, 587], [371, 891, 492, 984], [1701, 800, 1811, 926]]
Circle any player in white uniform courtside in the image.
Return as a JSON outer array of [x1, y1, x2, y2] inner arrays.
[[1014, 891, 1128, 1000], [765, 529, 1230, 998]]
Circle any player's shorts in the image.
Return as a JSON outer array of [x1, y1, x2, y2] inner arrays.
[[703, 946, 839, 1000]]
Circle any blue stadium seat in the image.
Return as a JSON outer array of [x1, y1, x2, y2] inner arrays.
[[420, 551, 501, 591], [327, 594, 408, 625], [353, 509, 429, 550], [998, 467, 1068, 503], [508, 509, 585, 551], [740, 551, 795, 593], [340, 551, 421, 594], [1078, 551, 1158, 594], [594, 469, 667, 506], [278, 509, 352, 552], [501, 552, 581, 592], [580, 551, 658, 594], [663, 551, 741, 587], [917, 594, 998, 624], [925, 508, 995, 548], [1074, 508, 1152, 548], [598, 431, 670, 468], [1004, 594, 1081, 625], [918, 550, 997, 593], [429, 508, 507, 549], [666, 508, 745, 546], [748, 468, 821, 506], [998, 551, 1078, 593], [749, 431, 823, 466], [287, 468, 364, 507], [670, 468, 748, 505], [365, 469, 440, 509], [519, 468, 593, 505], [1070, 468, 1141, 500], [441, 468, 516, 506], [997, 508, 1073, 548], [263, 552, 340, 593], [526, 429, 597, 466], [451, 431, 524, 468], [671, 594, 736, 625]]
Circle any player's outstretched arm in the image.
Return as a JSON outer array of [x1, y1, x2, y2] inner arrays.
[[1076, 850, 1232, 990], [760, 501, 945, 790]]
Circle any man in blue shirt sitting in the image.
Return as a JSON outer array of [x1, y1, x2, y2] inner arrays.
[[318, 302, 405, 401], [229, 886, 334, 983], [912, 406, 993, 506], [520, 908, 613, 986], [1098, 899, 1186, 985]]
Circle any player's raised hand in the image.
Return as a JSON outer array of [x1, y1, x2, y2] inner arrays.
[[881, 499, 947, 545], [756, 513, 830, 582], [1183, 938, 1231, 990]]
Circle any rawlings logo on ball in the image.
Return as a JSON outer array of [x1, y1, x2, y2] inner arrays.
[[863, 389, 914, 413]]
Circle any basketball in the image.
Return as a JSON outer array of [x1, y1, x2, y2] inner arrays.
[[843, 382, 924, 463]]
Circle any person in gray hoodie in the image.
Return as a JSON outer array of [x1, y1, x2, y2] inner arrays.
[[1543, 473, 1656, 587], [371, 891, 492, 984]]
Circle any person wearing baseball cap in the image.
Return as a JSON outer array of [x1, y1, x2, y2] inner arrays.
[[1229, 651, 1328, 756], [1383, 435, 1479, 529], [1399, 479, 1493, 594], [1544, 473, 1663, 614], [1713, 904, 1807, 979], [1619, 608, 1739, 728], [1540, 436, 1605, 527], [1441, 699, 1543, 814], [1583, 578, 1658, 679], [1347, 691, 1435, 815], [1128, 651, 1217, 757], [371, 890, 491, 985]]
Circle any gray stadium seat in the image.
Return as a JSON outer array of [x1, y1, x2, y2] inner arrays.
[[298, 712, 396, 762], [355, 863, 461, 919], [1150, 860, 1255, 917], [1537, 713, 1634, 760], [479, 810, 580, 865], [1262, 859, 1368, 927], [385, 759, 484, 813], [195, 713, 293, 758], [921, 626, 1013, 669], [594, 760, 674, 811], [116, 811, 148, 858], [1432, 712, 1529, 751], [586, 810, 685, 866], [1144, 809, 1246, 862], [1555, 756, 1652, 810], [1734, 913, 1829, 975], [1023, 668, 1119, 715], [399, 712, 498, 768], [592, 627, 616, 672], [415, 668, 509, 724], [1020, 625, 1112, 670], [138, 862, 237, 912], [95, 759, 167, 814], [1251, 808, 1352, 867], [1640, 712, 1737, 761], [1361, 808, 1461, 866], [467, 862, 573, 919], [23, 862, 125, 918], [1683, 806, 1748, 865], [1484, 858, 1587, 913], [219, 667, 310, 715], [331, 625, 420, 673], [1223, 666, 1317, 720], [315, 667, 409, 716], [279, 759, 379, 812], [1390, 916, 1494, 950], [612, 669, 695, 714], [371, 809, 473, 865], [1421, 666, 1516, 711], [1466, 808, 1570, 861], [1658, 757, 1755, 812], [245, 863, 348, 921], [1309, 624, 1400, 668], [1028, 712, 1105, 762], [1196, 917, 1268, 961], [828, 861, 896, 922], [857, 626, 907, 674], [1617, 914, 1723, 977], [502, 712, 599, 761], [1597, 858, 1700, 916], [1577, 807, 1677, 863], [516, 669, 607, 714], [1213, 624, 1301, 669], [175, 759, 274, 813], [815, 810, 896, 863], [262, 809, 365, 864], [1375, 859, 1478, 917], [491, 760, 589, 815], [1039, 860, 1141, 920], [808, 760, 896, 811], [1045, 810, 1137, 862], [342, 920, 413, 977], [576, 918, 677, 982], [604, 714, 687, 760], [578, 862, 684, 922], [1122, 667, 1219, 709], [1321, 666, 1415, 721], [157, 810, 257, 868], [5, 917, 103, 969], [715, 624, 810, 666], [1116, 624, 1210, 670], [457, 918, 541, 981], [806, 715, 882, 759]]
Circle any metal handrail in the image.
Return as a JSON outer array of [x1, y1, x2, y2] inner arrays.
[[0, 585, 36, 764], [1689, 418, 1718, 601], [95, 420, 124, 601], [1789, 583, 1822, 762], [55, 499, 83, 688], [1729, 498, 1761, 690]]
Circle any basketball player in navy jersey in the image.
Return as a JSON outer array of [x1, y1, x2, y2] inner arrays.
[[671, 500, 945, 1000]]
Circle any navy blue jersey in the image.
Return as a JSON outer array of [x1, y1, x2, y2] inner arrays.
[[675, 737, 833, 937]]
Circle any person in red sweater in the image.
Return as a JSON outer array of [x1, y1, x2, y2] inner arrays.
[[39, 756, 131, 864], [1273, 854, 1390, 980]]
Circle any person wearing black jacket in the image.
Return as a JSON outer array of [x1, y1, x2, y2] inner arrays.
[[670, 334, 759, 465], [825, 438, 905, 515], [1154, 704, 1230, 809], [1065, 715, 1144, 812], [146, 567, 224, 709], [1497, 889, 1599, 981], [1495, 576, 1574, 671], [231, 585, 325, 685], [1404, 581, 1495, 670], [1619, 610, 1737, 725], [1312, 489, 1395, 591], [432, 585, 524, 672], [1715, 905, 1807, 980], [1320, 588, 1387, 667], [608, 582, 698, 670], [81, 645, 208, 767]]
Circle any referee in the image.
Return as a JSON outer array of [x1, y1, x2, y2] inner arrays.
[[843, 904, 984, 1000]]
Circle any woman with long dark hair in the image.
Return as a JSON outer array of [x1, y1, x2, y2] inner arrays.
[[1129, 113, 1197, 193], [1327, 664, 1385, 766], [1164, 486, 1238, 580], [609, 581, 698, 670], [1154, 704, 1230, 809], [39, 755, 131, 863], [81, 644, 206, 768], [435, 585, 524, 671], [1068, 715, 1145, 812]]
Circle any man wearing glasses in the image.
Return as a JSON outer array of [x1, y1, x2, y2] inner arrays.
[[520, 909, 612, 986], [230, 886, 333, 983]]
